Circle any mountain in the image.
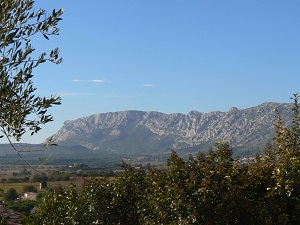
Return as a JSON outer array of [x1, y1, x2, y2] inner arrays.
[[49, 102, 294, 157]]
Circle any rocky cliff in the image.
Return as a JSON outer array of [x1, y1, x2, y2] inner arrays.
[[49, 102, 293, 156]]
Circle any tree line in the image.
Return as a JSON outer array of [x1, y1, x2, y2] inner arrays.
[[24, 95, 300, 225]]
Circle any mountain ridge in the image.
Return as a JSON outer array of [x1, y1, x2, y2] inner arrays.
[[49, 102, 293, 156]]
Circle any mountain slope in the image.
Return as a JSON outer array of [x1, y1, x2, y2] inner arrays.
[[49, 102, 293, 156]]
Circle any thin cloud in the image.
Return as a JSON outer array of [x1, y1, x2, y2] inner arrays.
[[72, 79, 85, 82], [90, 79, 108, 83], [142, 83, 155, 87]]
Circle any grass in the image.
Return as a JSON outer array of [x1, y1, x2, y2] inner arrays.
[[0, 182, 39, 195]]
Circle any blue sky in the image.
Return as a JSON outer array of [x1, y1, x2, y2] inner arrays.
[[11, 1, 300, 143]]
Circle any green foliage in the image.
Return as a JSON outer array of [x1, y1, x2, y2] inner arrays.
[[0, 177, 29, 183], [25, 95, 300, 224], [265, 93, 300, 224], [4, 188, 18, 202], [47, 171, 70, 181], [31, 172, 48, 182], [23, 185, 37, 193], [7, 200, 36, 215], [25, 185, 80, 224], [0, 0, 63, 142]]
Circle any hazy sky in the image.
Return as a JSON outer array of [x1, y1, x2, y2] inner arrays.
[[9, 1, 300, 143]]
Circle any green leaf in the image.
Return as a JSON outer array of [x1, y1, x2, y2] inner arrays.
[[42, 33, 49, 40]]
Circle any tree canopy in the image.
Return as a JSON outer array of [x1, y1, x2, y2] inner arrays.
[[23, 185, 37, 193], [0, 0, 63, 145], [4, 188, 18, 202]]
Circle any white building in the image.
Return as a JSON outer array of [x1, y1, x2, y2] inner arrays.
[[21, 192, 37, 201]]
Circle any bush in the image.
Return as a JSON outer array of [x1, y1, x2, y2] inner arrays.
[[23, 185, 38, 193], [7, 200, 36, 215], [4, 188, 18, 202]]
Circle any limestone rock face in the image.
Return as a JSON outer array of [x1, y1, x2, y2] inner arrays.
[[49, 102, 293, 155]]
